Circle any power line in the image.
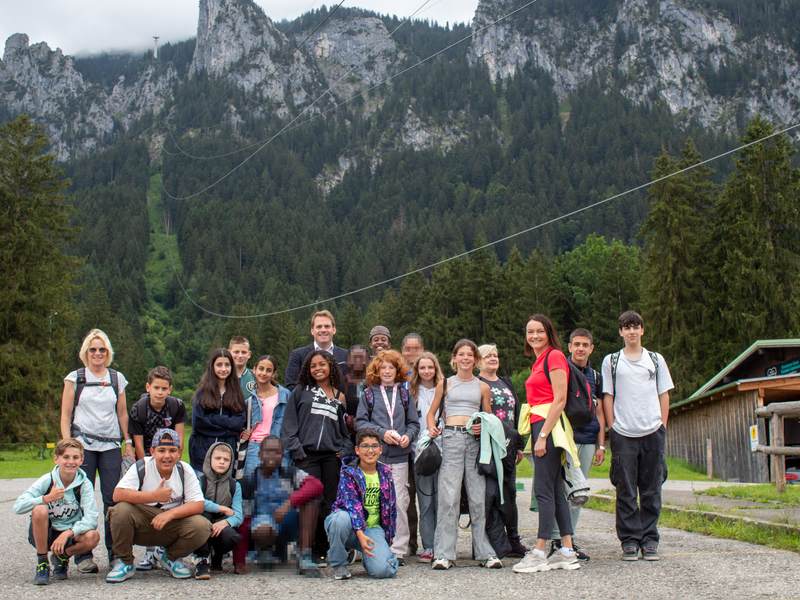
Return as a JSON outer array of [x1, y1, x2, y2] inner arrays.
[[162, 121, 800, 319], [159, 0, 542, 199]]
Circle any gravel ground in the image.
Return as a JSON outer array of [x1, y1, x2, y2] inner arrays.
[[2, 477, 798, 599]]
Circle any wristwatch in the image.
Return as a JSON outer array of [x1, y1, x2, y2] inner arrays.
[[123, 439, 133, 445], [539, 432, 547, 438], [598, 445, 606, 450]]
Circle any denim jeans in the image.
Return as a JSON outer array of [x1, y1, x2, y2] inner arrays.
[[415, 469, 438, 550], [609, 425, 668, 549], [552, 442, 596, 539], [325, 511, 398, 578], [433, 428, 495, 561]]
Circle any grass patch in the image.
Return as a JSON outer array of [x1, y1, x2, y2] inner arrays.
[[703, 484, 800, 506], [0, 426, 194, 480], [585, 497, 800, 553], [516, 452, 719, 482]]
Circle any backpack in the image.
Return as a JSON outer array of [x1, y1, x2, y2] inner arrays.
[[135, 394, 182, 430], [70, 367, 121, 442], [44, 474, 83, 517], [609, 351, 660, 397], [364, 386, 410, 421], [543, 348, 594, 429], [199, 474, 237, 503]]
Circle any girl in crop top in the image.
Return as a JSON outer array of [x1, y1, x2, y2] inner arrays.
[[425, 339, 499, 570]]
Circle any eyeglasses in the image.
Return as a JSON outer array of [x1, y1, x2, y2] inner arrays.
[[358, 444, 381, 451], [88, 348, 107, 354]]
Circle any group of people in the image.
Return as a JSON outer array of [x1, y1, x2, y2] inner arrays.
[[15, 308, 673, 585]]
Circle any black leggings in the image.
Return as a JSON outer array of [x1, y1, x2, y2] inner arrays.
[[76, 448, 121, 562], [295, 451, 340, 554], [195, 513, 241, 560], [531, 420, 572, 540]]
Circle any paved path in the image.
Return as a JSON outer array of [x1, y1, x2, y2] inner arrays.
[[1, 477, 797, 599]]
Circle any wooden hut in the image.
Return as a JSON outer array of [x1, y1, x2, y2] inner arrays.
[[667, 340, 800, 483]]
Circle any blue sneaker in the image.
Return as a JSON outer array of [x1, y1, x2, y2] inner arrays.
[[136, 549, 159, 571], [34, 560, 50, 585], [51, 553, 69, 580], [154, 547, 191, 579], [298, 551, 319, 578], [106, 559, 135, 584]]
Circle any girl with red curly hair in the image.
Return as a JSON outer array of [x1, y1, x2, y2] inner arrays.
[[355, 349, 420, 564]]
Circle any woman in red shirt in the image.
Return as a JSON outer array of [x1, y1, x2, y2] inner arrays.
[[512, 314, 579, 574]]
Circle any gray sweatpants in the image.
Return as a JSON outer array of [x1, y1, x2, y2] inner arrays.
[[433, 428, 494, 561]]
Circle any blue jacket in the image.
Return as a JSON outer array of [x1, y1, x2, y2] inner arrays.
[[569, 357, 602, 445], [189, 392, 247, 471], [15, 466, 99, 535], [247, 385, 290, 439]]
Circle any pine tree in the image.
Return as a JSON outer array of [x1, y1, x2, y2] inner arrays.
[[0, 114, 83, 441], [338, 300, 364, 349], [640, 139, 717, 397], [713, 115, 800, 361]]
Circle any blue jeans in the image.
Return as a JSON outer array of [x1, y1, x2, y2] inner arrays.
[[415, 469, 438, 550], [324, 511, 398, 579]]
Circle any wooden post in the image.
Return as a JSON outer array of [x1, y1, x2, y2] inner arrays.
[[770, 413, 786, 493], [706, 438, 713, 479]]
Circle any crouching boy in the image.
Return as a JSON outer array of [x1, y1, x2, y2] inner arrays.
[[193, 442, 243, 579], [325, 428, 399, 580], [240, 435, 323, 576], [14, 438, 101, 585], [106, 429, 211, 583]]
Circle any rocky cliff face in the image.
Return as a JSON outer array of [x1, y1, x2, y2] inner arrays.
[[0, 34, 175, 161], [468, 0, 800, 132]]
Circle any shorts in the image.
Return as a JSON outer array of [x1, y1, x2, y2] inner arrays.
[[28, 520, 74, 550]]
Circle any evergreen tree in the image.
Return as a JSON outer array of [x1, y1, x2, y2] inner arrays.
[[0, 114, 82, 441], [337, 300, 364, 349], [713, 115, 800, 361], [640, 139, 718, 397]]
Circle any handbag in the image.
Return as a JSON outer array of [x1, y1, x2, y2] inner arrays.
[[233, 396, 252, 481], [415, 433, 442, 477]]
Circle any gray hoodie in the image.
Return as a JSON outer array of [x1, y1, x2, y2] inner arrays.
[[355, 385, 420, 464]]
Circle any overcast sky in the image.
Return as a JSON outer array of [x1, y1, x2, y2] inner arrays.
[[1, 0, 479, 57]]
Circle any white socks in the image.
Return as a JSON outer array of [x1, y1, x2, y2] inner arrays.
[[533, 548, 546, 559]]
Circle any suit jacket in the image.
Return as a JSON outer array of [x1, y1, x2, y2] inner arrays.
[[284, 343, 349, 391]]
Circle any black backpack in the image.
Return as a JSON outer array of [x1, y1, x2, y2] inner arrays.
[[134, 394, 182, 430], [364, 386, 410, 420], [70, 367, 121, 442], [609, 350, 660, 396], [543, 348, 594, 428], [131, 458, 185, 509]]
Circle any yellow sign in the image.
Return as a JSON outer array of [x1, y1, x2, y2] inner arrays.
[[750, 425, 759, 452]]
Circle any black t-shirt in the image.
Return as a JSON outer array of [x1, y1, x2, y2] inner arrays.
[[482, 377, 517, 428], [128, 396, 188, 454]]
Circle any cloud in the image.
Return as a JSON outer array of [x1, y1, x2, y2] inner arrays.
[[0, 0, 478, 57]]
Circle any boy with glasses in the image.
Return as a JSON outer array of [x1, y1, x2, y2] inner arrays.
[[325, 428, 399, 580]]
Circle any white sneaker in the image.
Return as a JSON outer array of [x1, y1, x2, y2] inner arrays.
[[136, 550, 159, 571], [484, 556, 503, 569], [431, 558, 452, 570], [512, 551, 551, 573], [547, 549, 580, 570]]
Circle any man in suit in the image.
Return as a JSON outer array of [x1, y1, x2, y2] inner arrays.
[[285, 310, 349, 391]]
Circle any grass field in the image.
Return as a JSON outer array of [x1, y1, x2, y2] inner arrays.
[[703, 483, 800, 505]]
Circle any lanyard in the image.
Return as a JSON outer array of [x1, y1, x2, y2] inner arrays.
[[379, 384, 398, 429]]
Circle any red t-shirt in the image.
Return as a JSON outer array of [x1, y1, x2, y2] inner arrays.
[[526, 347, 568, 424]]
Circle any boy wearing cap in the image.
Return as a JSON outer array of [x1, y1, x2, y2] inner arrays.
[[106, 429, 211, 583]]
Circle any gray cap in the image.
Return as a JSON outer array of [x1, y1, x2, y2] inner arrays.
[[369, 325, 391, 342]]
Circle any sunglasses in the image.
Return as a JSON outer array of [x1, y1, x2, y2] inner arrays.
[[88, 348, 108, 354]]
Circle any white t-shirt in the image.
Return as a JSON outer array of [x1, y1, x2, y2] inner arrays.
[[116, 457, 204, 510], [65, 368, 129, 452], [415, 385, 437, 423], [602, 348, 674, 438]]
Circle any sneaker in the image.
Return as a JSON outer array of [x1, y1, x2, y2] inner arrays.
[[34, 560, 50, 585], [397, 556, 405, 566], [573, 543, 590, 562], [507, 538, 529, 558], [547, 549, 580, 571], [512, 551, 550, 573], [210, 560, 223, 574], [419, 548, 434, 563], [347, 549, 361, 564], [76, 557, 99, 573], [484, 556, 503, 569], [334, 565, 351, 580], [298, 551, 320, 578], [546, 538, 562, 558], [195, 559, 211, 580], [51, 553, 69, 580], [642, 545, 660, 561], [314, 553, 328, 568], [431, 558, 452, 570], [136, 550, 159, 571], [154, 547, 191, 579], [106, 560, 135, 584], [622, 545, 640, 561]]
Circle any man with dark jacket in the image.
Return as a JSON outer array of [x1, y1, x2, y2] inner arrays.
[[550, 328, 606, 561], [285, 311, 348, 391]]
